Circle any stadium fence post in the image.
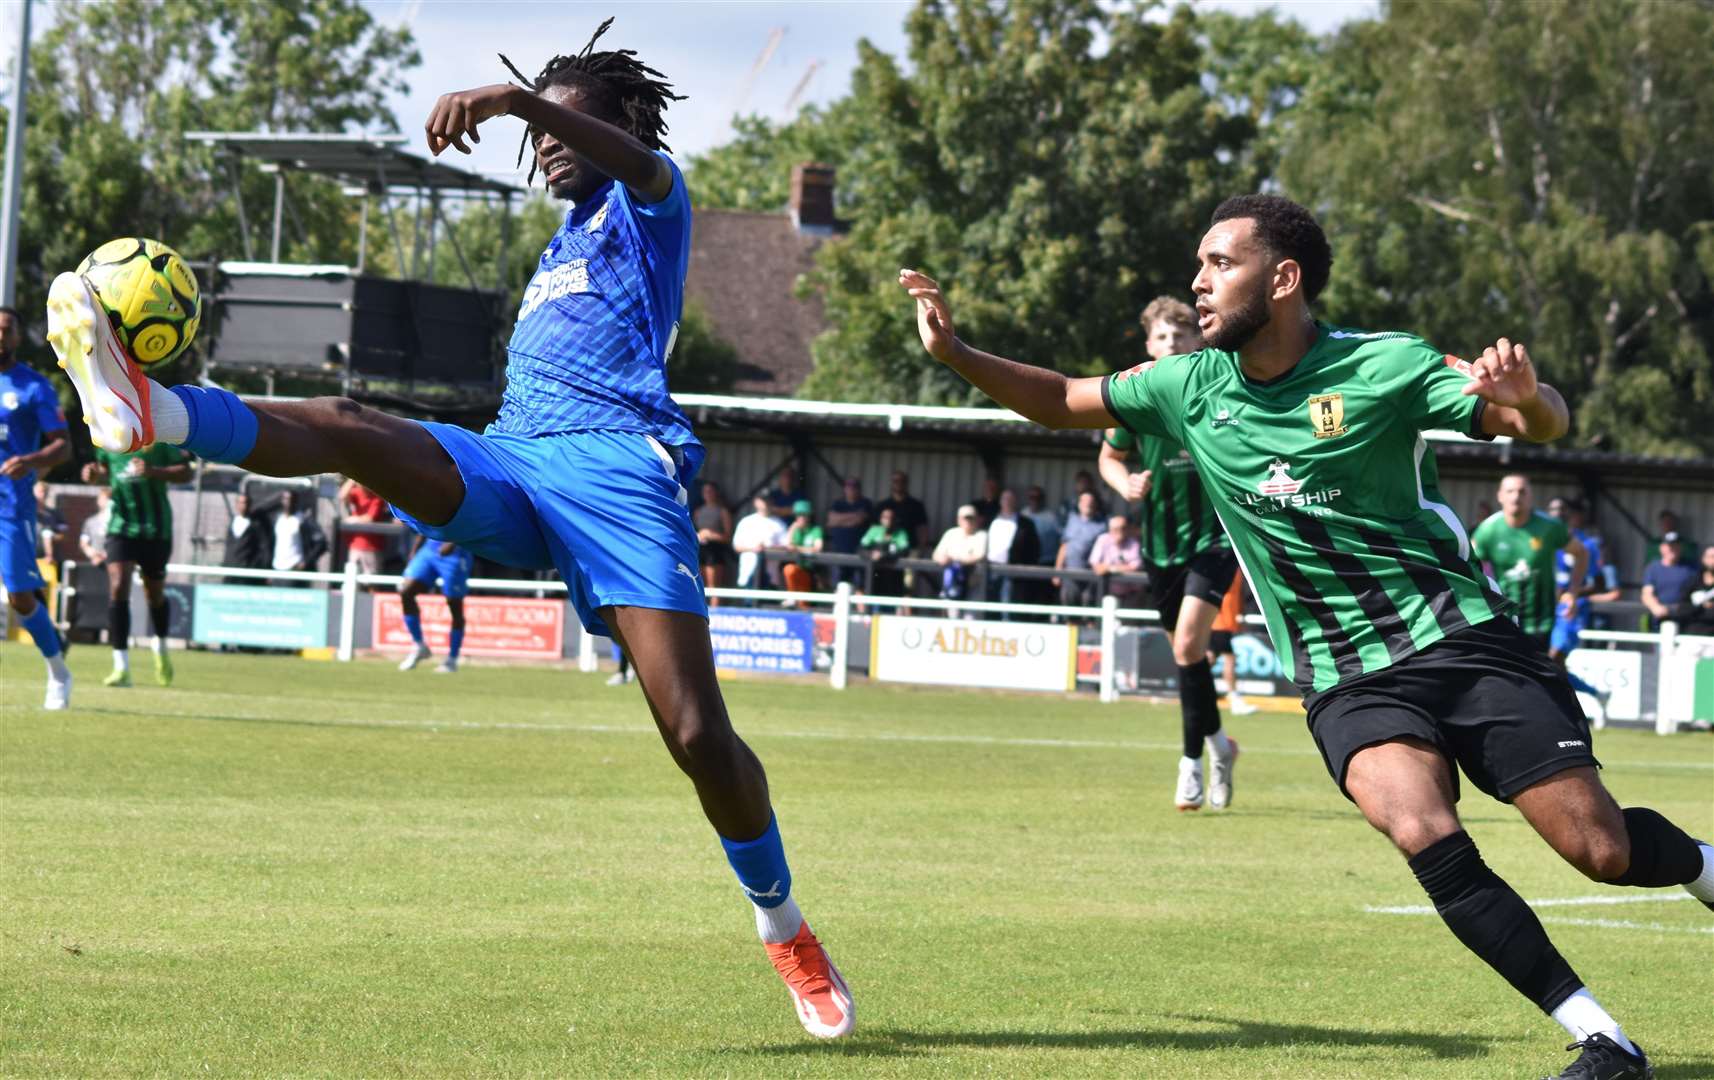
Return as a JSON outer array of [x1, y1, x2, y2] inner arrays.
[[336, 559, 358, 662], [830, 581, 852, 690], [578, 626, 599, 672], [1098, 594, 1119, 704], [1656, 621, 1678, 736]]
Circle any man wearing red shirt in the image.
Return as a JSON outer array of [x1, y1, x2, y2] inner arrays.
[[339, 477, 389, 575]]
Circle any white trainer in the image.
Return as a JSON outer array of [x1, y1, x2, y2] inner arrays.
[[1228, 692, 1259, 716], [44, 671, 72, 711], [433, 658, 458, 674], [1175, 757, 1205, 812], [46, 272, 156, 453], [1209, 736, 1240, 810], [398, 644, 431, 671]]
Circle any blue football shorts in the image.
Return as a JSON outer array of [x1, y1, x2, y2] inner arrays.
[[1549, 610, 1586, 655], [402, 543, 473, 599], [389, 425, 706, 636], [0, 508, 46, 594]]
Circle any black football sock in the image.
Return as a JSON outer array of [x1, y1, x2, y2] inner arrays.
[[1178, 659, 1219, 758], [1408, 830, 1582, 1014], [109, 598, 131, 650], [1603, 807, 1704, 888], [149, 601, 170, 640]]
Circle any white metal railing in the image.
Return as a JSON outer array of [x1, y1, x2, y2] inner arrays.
[[38, 561, 1701, 734]]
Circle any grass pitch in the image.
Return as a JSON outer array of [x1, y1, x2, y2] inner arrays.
[[3, 644, 1711, 1078]]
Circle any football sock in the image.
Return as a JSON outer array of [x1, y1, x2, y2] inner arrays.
[[1177, 659, 1219, 758], [721, 813, 795, 940], [402, 613, 424, 646], [1602, 807, 1704, 888], [755, 895, 806, 944], [1208, 728, 1233, 757], [110, 601, 130, 654], [18, 602, 62, 660], [149, 602, 169, 641], [152, 636, 167, 655], [165, 385, 257, 464], [151, 382, 190, 443], [112, 648, 130, 673], [1684, 844, 1714, 902], [1564, 670, 1601, 697], [447, 627, 464, 660], [1408, 830, 1582, 1014], [1551, 988, 1638, 1056]]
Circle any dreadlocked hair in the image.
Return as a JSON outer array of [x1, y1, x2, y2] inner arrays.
[[499, 17, 685, 186]]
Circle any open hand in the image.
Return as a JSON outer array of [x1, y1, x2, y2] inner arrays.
[[898, 269, 959, 364], [425, 84, 519, 156], [1460, 337, 1538, 407]]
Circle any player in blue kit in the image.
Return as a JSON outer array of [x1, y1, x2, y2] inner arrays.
[[46, 19, 853, 1038], [0, 306, 73, 709], [397, 538, 472, 675]]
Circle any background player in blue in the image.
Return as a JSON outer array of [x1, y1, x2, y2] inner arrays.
[[396, 537, 471, 675], [0, 305, 73, 709], [1547, 495, 1622, 720], [47, 19, 853, 1039]]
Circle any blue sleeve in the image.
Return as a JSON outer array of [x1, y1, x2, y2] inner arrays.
[[31, 381, 66, 436], [1643, 565, 1661, 590], [615, 151, 689, 258]]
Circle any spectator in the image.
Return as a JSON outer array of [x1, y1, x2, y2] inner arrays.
[[79, 490, 112, 564], [34, 480, 66, 560], [1655, 509, 1697, 562], [985, 488, 1040, 608], [782, 500, 823, 598], [1021, 485, 1061, 606], [1055, 491, 1106, 608], [1678, 545, 1714, 636], [932, 504, 987, 602], [1057, 469, 1106, 526], [765, 466, 806, 524], [1641, 532, 1698, 629], [860, 505, 912, 596], [732, 494, 787, 591], [824, 476, 873, 585], [271, 489, 328, 581], [1089, 514, 1144, 605], [876, 470, 928, 551], [338, 477, 389, 575], [693, 481, 735, 598], [971, 473, 1001, 526]]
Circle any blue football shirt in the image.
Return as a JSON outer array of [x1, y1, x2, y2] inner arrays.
[[493, 151, 698, 452], [0, 361, 67, 513]]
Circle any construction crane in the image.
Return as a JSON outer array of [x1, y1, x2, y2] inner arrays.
[[782, 60, 823, 116], [732, 26, 785, 117]]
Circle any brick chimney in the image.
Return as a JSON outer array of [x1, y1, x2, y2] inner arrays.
[[789, 163, 836, 234]]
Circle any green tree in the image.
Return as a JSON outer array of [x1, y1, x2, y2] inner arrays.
[[1279, 0, 1714, 457]]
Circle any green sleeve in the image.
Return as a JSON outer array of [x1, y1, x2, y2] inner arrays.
[[1104, 426, 1135, 451], [1100, 357, 1184, 441], [1383, 338, 1489, 438]]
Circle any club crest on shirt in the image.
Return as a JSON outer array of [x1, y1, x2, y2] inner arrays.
[[1307, 393, 1347, 439], [1, 391, 18, 411], [585, 203, 609, 233]]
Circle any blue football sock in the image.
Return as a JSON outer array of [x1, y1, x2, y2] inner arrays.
[[448, 627, 464, 660], [1565, 670, 1601, 697], [169, 385, 258, 464], [18, 602, 62, 659], [402, 613, 424, 646], [720, 813, 792, 909]]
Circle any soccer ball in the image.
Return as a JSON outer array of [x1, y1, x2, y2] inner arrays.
[[76, 237, 202, 366]]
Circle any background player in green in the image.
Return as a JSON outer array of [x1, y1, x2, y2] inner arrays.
[[1472, 473, 1586, 643], [82, 443, 191, 687], [898, 194, 1714, 1080], [1098, 295, 1241, 811]]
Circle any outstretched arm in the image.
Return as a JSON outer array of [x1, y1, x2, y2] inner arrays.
[[1464, 339, 1570, 442], [899, 270, 1115, 430], [423, 85, 670, 203]]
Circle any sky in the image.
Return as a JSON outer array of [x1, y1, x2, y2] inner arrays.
[[0, 1, 1376, 186]]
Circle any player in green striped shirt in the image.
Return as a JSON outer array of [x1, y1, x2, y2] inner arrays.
[[82, 443, 191, 687], [898, 194, 1714, 1080], [1098, 296, 1243, 812]]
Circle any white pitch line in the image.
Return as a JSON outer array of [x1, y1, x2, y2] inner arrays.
[[1366, 893, 1699, 916], [1536, 916, 1714, 936]]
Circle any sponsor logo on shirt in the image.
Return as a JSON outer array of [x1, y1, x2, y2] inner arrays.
[[1, 391, 18, 410], [1232, 460, 1343, 515], [1307, 393, 1347, 439], [1210, 407, 1240, 428], [518, 259, 592, 320], [1504, 558, 1533, 583], [1258, 460, 1302, 496]]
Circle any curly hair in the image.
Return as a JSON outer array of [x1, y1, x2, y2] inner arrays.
[[1210, 194, 1333, 304], [1139, 295, 1197, 334], [498, 17, 685, 186]]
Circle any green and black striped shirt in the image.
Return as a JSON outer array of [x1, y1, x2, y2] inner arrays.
[[1102, 325, 1510, 695], [1104, 427, 1227, 567], [94, 443, 189, 541]]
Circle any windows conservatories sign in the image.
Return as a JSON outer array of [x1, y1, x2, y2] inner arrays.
[[709, 610, 815, 675], [871, 615, 1075, 692]]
